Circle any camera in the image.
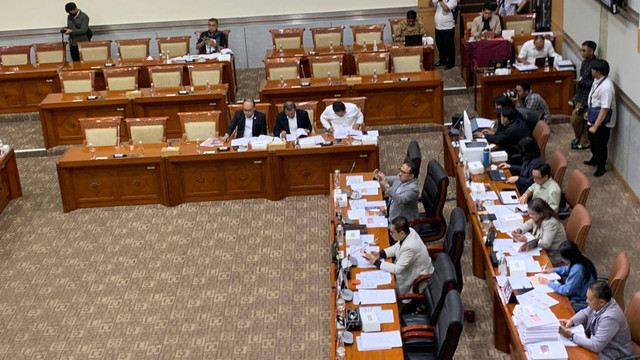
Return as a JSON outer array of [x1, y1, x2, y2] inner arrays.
[[60, 28, 68, 34], [577, 103, 588, 116], [503, 89, 517, 98]]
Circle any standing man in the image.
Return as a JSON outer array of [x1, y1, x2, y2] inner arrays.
[[373, 162, 420, 223], [64, 2, 90, 62], [584, 59, 615, 177], [432, 0, 457, 70], [511, 79, 551, 123], [471, 3, 502, 38], [364, 217, 433, 295], [221, 99, 267, 141], [273, 101, 313, 137], [196, 18, 228, 54], [570, 41, 598, 150], [497, 0, 528, 16], [393, 10, 427, 44], [320, 101, 364, 132]]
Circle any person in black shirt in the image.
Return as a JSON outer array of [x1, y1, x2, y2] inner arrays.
[[481, 106, 531, 164], [196, 18, 227, 54], [570, 40, 597, 150]]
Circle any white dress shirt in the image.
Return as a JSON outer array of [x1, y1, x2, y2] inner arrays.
[[242, 116, 254, 138], [320, 102, 364, 130], [287, 113, 298, 133], [518, 39, 557, 64], [432, 0, 458, 30], [588, 76, 616, 128], [497, 0, 523, 16]]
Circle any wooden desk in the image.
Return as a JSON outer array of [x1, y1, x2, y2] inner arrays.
[[0, 148, 23, 215], [0, 64, 62, 114], [474, 68, 575, 118], [460, 39, 512, 88]]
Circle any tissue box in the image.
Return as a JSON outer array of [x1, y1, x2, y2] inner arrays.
[[460, 139, 488, 163], [346, 77, 363, 85], [345, 230, 360, 246], [495, 68, 510, 76], [509, 260, 527, 277], [361, 311, 381, 332], [161, 146, 180, 157], [267, 141, 286, 150], [491, 151, 508, 163], [298, 138, 315, 148], [125, 90, 142, 99], [361, 135, 378, 145], [500, 213, 523, 228], [251, 141, 268, 150], [468, 161, 485, 175]]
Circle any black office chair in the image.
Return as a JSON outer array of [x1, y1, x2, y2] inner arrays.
[[410, 160, 449, 244], [401, 290, 464, 360], [405, 141, 422, 177], [427, 208, 465, 292], [515, 107, 543, 133]]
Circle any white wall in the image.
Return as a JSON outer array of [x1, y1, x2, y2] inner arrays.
[[0, 0, 415, 31]]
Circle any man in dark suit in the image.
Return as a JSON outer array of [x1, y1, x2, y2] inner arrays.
[[221, 99, 267, 142], [273, 101, 313, 138], [64, 2, 90, 62]]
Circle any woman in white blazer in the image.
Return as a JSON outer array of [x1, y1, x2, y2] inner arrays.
[[512, 198, 567, 265]]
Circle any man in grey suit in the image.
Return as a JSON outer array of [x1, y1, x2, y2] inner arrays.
[[559, 280, 632, 360], [364, 217, 433, 295], [64, 3, 90, 62], [374, 162, 420, 223]]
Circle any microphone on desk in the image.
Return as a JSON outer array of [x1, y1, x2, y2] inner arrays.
[[341, 162, 357, 198], [348, 161, 356, 174], [300, 63, 310, 87]]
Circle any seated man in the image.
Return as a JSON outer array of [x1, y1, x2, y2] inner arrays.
[[478, 106, 530, 161], [471, 3, 502, 38], [559, 280, 632, 360], [221, 99, 267, 141], [511, 79, 551, 123], [196, 18, 228, 54], [364, 217, 433, 295], [393, 10, 426, 44], [517, 35, 558, 65], [518, 163, 561, 212], [373, 162, 419, 223], [320, 101, 364, 132], [273, 101, 313, 137]]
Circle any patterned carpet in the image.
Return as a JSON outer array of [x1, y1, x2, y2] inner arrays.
[[0, 65, 637, 360]]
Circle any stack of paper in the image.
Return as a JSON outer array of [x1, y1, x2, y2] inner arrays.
[[358, 216, 388, 228], [359, 306, 394, 323], [517, 288, 560, 309], [506, 256, 542, 273], [516, 308, 560, 345], [355, 289, 397, 305], [514, 63, 538, 72], [357, 331, 402, 351], [351, 180, 381, 197], [347, 245, 379, 268], [355, 271, 392, 289], [525, 341, 568, 360]]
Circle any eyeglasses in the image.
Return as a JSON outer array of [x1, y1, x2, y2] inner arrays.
[[532, 175, 545, 180], [399, 168, 411, 175]]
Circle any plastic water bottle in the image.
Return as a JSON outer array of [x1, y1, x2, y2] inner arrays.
[[196, 138, 201, 154], [336, 224, 344, 246], [372, 68, 378, 83], [329, 41, 335, 54], [150, 82, 156, 97], [463, 158, 470, 182], [334, 169, 341, 191], [544, 58, 550, 72], [373, 40, 378, 52], [280, 74, 285, 88], [362, 39, 367, 52], [327, 72, 332, 84], [205, 80, 211, 93], [506, 60, 512, 74], [138, 141, 144, 156], [279, 44, 284, 57], [499, 255, 508, 275], [483, 147, 490, 168]]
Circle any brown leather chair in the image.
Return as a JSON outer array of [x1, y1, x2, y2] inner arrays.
[[187, 63, 224, 86], [388, 17, 404, 40], [59, 70, 96, 93], [124, 117, 168, 144], [78, 116, 122, 147], [309, 27, 344, 48], [156, 36, 191, 57], [600, 253, 630, 311], [460, 13, 481, 40], [269, 28, 305, 50], [77, 40, 112, 62], [559, 169, 590, 219], [350, 24, 385, 46], [275, 101, 319, 134], [625, 292, 640, 354], [103, 67, 139, 91], [532, 120, 551, 161], [564, 204, 591, 252], [309, 55, 344, 78], [227, 102, 272, 137], [33, 42, 66, 64], [549, 150, 568, 187], [0, 45, 32, 66], [177, 111, 221, 141], [147, 65, 183, 88], [263, 57, 301, 80], [502, 14, 536, 34], [353, 53, 389, 75], [115, 38, 150, 60], [389, 46, 424, 73]]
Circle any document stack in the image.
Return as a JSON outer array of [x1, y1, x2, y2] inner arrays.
[[516, 308, 560, 345], [526, 341, 568, 360]]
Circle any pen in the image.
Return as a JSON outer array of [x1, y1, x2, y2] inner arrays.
[[542, 261, 549, 271]]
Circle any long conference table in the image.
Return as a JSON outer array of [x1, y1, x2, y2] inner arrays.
[[56, 137, 379, 212], [442, 129, 597, 359], [0, 148, 23, 215]]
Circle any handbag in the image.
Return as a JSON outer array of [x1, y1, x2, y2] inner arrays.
[[587, 106, 612, 125]]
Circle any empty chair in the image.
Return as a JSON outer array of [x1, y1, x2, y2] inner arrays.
[[178, 111, 221, 141], [276, 101, 319, 134], [389, 46, 424, 73], [405, 141, 422, 177], [188, 63, 224, 86], [353, 52, 389, 75], [263, 57, 300, 80], [410, 160, 450, 243], [427, 208, 466, 293], [532, 120, 551, 161], [156, 36, 190, 57], [350, 24, 385, 46], [77, 40, 112, 62], [309, 55, 344, 78], [565, 204, 591, 252], [125, 117, 168, 144], [148, 66, 183, 88], [115, 38, 150, 60], [559, 169, 590, 219], [33, 42, 66, 64], [599, 253, 630, 311], [269, 28, 305, 50], [59, 70, 96, 93], [503, 14, 536, 34], [515, 107, 542, 133], [103, 67, 139, 91], [78, 116, 122, 146], [625, 292, 640, 355], [549, 150, 568, 187], [0, 45, 31, 66], [310, 26, 344, 48]]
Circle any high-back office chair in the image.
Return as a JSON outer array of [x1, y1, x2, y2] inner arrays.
[[532, 120, 551, 161], [147, 65, 183, 88], [350, 24, 385, 46], [227, 103, 272, 137], [549, 150, 568, 188], [194, 30, 231, 46], [559, 170, 590, 219], [77, 40, 112, 62], [600, 252, 630, 312], [515, 107, 543, 133], [59, 70, 96, 93], [460, 13, 481, 39], [263, 57, 301, 80], [309, 55, 344, 78], [115, 38, 151, 60], [410, 160, 449, 243], [269, 28, 305, 50], [156, 36, 190, 57], [427, 208, 466, 293], [388, 17, 404, 40], [353, 52, 389, 75], [565, 204, 591, 252], [0, 45, 31, 66], [389, 46, 424, 73], [309, 27, 344, 48], [78, 116, 122, 147], [625, 292, 640, 355], [187, 63, 224, 86], [124, 117, 168, 144], [275, 101, 319, 134], [177, 111, 221, 142], [405, 141, 422, 177], [33, 42, 66, 64], [103, 67, 139, 91], [502, 14, 536, 34]]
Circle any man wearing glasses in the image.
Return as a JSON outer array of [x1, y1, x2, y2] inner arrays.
[[373, 162, 419, 223], [518, 163, 561, 212]]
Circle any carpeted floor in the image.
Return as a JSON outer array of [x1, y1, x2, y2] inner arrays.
[[0, 65, 637, 360]]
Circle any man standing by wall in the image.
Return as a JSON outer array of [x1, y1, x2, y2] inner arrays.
[[570, 41, 597, 151], [432, 0, 457, 70], [584, 59, 615, 177], [64, 2, 90, 62]]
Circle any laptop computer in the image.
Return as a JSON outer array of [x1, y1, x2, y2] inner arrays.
[[488, 59, 508, 70], [534, 56, 554, 68], [404, 35, 423, 46]]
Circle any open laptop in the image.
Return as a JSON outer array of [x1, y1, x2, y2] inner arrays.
[[534, 56, 554, 68], [404, 35, 423, 46], [488, 59, 508, 70]]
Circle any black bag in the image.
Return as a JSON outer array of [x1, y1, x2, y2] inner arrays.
[[87, 28, 93, 41]]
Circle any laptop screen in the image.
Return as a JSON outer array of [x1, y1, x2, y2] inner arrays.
[[404, 35, 422, 46]]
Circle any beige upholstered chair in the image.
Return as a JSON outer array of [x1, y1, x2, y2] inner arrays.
[[309, 55, 343, 78], [178, 111, 221, 141], [78, 40, 112, 62], [269, 28, 305, 50], [33, 42, 66, 64], [156, 36, 191, 57], [388, 18, 405, 40], [322, 96, 367, 131], [227, 103, 272, 137], [275, 101, 319, 134], [103, 67, 139, 91], [59, 70, 96, 93], [263, 57, 301, 80], [354, 52, 389, 75], [0, 45, 31, 66], [115, 38, 150, 60], [389, 46, 424, 73], [350, 24, 385, 45], [148, 66, 183, 88], [187, 63, 223, 86], [310, 27, 344, 48], [125, 117, 168, 144], [503, 14, 536, 34], [78, 116, 122, 146]]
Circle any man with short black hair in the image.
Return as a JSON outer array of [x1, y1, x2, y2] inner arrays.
[[519, 163, 561, 211], [511, 79, 551, 123], [471, 3, 502, 38], [570, 41, 597, 150], [221, 99, 267, 141], [373, 162, 420, 223], [319, 101, 364, 131], [63, 2, 90, 62], [517, 35, 558, 65], [364, 216, 433, 295], [196, 18, 228, 54], [584, 59, 615, 177], [481, 106, 531, 161], [273, 101, 313, 137], [393, 10, 426, 43], [559, 280, 632, 359]]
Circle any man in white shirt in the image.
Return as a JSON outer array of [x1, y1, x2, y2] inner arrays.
[[517, 35, 558, 64], [497, 0, 527, 16], [320, 101, 364, 132], [583, 59, 615, 177], [432, 0, 457, 70]]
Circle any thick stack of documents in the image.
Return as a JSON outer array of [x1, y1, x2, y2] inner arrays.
[[356, 331, 402, 351], [516, 308, 560, 345], [554, 59, 575, 71], [525, 341, 568, 360]]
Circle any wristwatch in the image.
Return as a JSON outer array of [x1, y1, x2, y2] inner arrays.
[[569, 333, 575, 342]]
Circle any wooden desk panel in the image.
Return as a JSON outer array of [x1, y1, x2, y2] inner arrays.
[[0, 64, 62, 114], [0, 148, 23, 215]]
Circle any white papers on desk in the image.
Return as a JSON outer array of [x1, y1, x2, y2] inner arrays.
[[499, 190, 520, 204], [493, 238, 517, 252], [366, 200, 386, 207], [355, 289, 397, 305], [230, 138, 249, 147], [349, 199, 367, 210], [514, 63, 539, 72], [255, 135, 275, 142], [346, 175, 364, 186], [358, 331, 402, 351], [359, 216, 388, 228], [506, 256, 542, 273], [334, 127, 363, 139], [355, 271, 392, 289], [359, 188, 380, 196], [535, 273, 561, 282], [348, 209, 366, 219], [470, 190, 499, 202], [285, 128, 309, 141], [350, 180, 380, 190], [558, 325, 585, 347], [300, 135, 325, 144], [517, 288, 559, 309], [475, 117, 496, 129], [496, 276, 533, 290], [366, 130, 379, 137], [485, 204, 522, 232], [347, 245, 379, 268], [525, 341, 568, 360], [360, 234, 375, 245], [359, 306, 394, 323]]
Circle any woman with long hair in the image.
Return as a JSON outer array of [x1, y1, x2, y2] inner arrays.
[[511, 198, 566, 264]]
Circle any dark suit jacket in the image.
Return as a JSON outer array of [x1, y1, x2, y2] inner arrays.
[[225, 110, 267, 138], [273, 109, 313, 136], [197, 30, 228, 54], [485, 118, 530, 157], [67, 11, 90, 46]]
